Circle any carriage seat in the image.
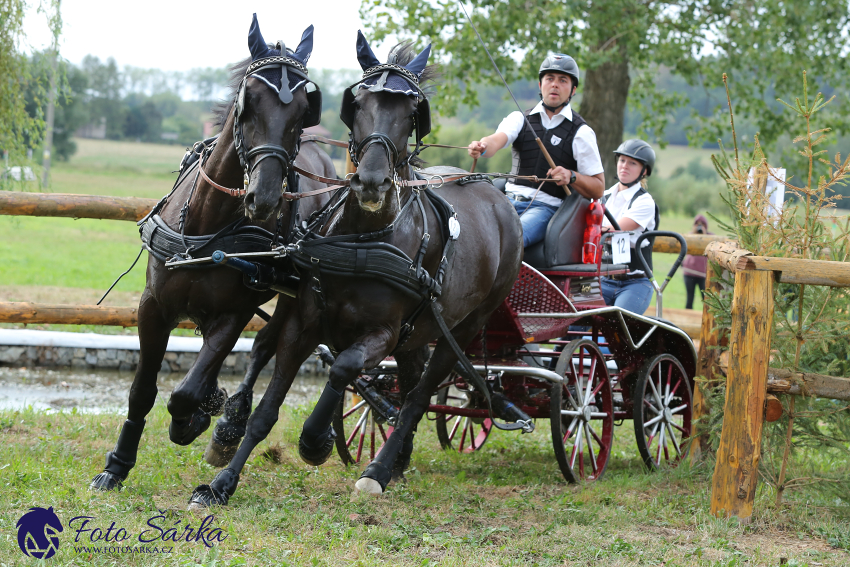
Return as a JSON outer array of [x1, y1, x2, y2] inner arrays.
[[492, 178, 627, 274]]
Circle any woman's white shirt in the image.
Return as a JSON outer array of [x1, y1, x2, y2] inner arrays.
[[601, 183, 656, 248]]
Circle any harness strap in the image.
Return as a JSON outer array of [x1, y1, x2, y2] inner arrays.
[[428, 301, 529, 432], [199, 164, 247, 197]]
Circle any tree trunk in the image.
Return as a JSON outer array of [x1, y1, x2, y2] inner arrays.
[[579, 45, 630, 187]]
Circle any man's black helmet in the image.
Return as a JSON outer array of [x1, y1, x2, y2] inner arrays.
[[614, 139, 656, 176], [539, 54, 580, 87]]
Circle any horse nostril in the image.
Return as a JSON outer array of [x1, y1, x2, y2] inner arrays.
[[349, 174, 362, 192]]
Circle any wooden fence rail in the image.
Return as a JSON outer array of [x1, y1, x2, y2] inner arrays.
[[0, 192, 158, 222], [0, 191, 728, 254], [0, 302, 266, 332]]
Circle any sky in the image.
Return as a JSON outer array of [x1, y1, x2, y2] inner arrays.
[[23, 0, 397, 72]]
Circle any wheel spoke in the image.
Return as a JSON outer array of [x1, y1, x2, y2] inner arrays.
[[647, 372, 665, 408], [665, 422, 682, 456], [583, 364, 595, 405], [655, 424, 665, 466], [448, 414, 463, 440], [643, 397, 662, 415], [670, 422, 689, 434], [564, 384, 580, 411], [347, 407, 370, 446], [369, 416, 376, 460], [342, 399, 368, 419], [459, 418, 470, 451], [570, 422, 584, 469], [644, 413, 664, 428], [588, 423, 605, 450], [563, 417, 579, 443], [669, 404, 688, 414], [584, 421, 597, 473], [561, 410, 582, 417], [667, 377, 684, 404]]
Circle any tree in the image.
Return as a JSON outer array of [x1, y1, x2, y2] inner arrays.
[[25, 52, 89, 161], [361, 0, 850, 182], [1, 0, 46, 164], [81, 55, 125, 139]]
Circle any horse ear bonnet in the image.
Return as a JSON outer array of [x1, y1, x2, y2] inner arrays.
[[341, 31, 432, 141], [243, 15, 322, 128]]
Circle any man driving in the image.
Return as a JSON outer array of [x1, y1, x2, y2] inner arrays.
[[467, 54, 605, 247]]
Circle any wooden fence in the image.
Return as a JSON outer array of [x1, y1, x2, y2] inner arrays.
[[694, 240, 850, 521], [0, 191, 722, 333]]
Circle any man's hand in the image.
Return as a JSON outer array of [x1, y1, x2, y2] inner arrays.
[[547, 166, 573, 187], [468, 140, 488, 159]]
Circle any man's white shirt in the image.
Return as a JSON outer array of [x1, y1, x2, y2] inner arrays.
[[496, 102, 604, 207], [601, 183, 656, 248]]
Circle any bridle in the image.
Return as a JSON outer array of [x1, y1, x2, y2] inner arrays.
[[346, 63, 429, 174], [202, 55, 313, 197]]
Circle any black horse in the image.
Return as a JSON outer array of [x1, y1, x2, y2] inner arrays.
[[90, 15, 335, 491], [188, 33, 522, 508]]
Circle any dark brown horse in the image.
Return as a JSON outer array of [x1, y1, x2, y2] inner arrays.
[[187, 34, 522, 508], [90, 15, 335, 491]]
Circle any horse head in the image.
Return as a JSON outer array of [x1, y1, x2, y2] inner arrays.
[[237, 14, 321, 221], [342, 31, 433, 213]]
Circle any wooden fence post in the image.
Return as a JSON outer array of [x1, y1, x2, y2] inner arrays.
[[690, 267, 725, 462], [710, 270, 774, 520]]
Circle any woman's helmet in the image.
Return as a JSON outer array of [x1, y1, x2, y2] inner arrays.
[[614, 139, 656, 177]]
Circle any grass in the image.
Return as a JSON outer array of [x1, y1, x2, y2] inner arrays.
[[1, 402, 847, 566]]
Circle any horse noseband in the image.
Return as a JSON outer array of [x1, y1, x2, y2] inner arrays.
[[349, 131, 404, 171]]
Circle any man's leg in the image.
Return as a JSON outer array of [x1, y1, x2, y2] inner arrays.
[[514, 200, 558, 247]]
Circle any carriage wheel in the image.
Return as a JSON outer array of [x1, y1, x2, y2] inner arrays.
[[632, 354, 692, 470], [332, 383, 396, 466], [550, 339, 614, 483], [434, 376, 493, 453]]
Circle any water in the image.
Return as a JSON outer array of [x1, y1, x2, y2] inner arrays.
[[0, 366, 328, 413]]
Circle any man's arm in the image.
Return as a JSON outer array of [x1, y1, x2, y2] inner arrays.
[[548, 167, 604, 200], [468, 132, 509, 159]]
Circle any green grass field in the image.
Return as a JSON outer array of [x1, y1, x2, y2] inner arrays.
[[1, 402, 847, 566]]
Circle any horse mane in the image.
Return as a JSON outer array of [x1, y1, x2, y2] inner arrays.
[[211, 56, 252, 132], [386, 41, 441, 98]]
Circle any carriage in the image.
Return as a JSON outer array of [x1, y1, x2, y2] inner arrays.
[[330, 186, 696, 483]]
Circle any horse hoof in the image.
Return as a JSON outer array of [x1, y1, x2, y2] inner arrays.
[[169, 411, 212, 446], [90, 471, 123, 492], [188, 485, 228, 509], [298, 428, 336, 466], [204, 436, 239, 468], [354, 478, 384, 496]]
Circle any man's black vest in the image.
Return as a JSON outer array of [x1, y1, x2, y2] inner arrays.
[[512, 109, 586, 200]]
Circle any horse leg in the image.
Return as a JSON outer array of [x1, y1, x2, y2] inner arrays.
[[390, 344, 430, 482], [206, 300, 291, 466], [189, 312, 320, 508], [91, 293, 175, 491], [167, 312, 254, 446], [299, 334, 393, 466], [357, 321, 485, 494]]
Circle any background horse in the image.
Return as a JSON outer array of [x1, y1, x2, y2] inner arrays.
[[90, 15, 335, 491], [187, 34, 522, 508]]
